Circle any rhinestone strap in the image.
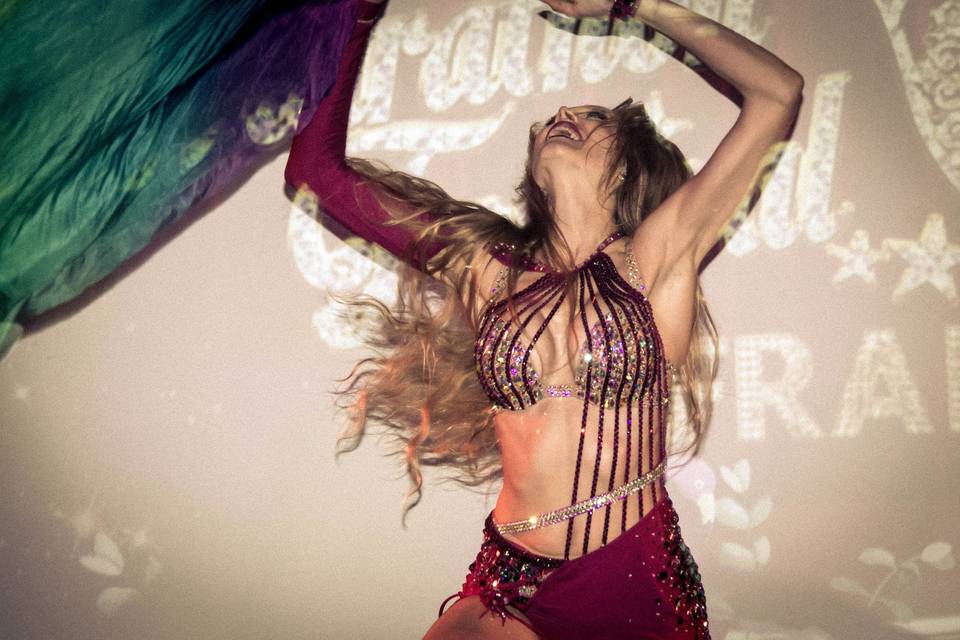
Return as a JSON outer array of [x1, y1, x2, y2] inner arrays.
[[494, 461, 667, 535], [489, 263, 509, 298], [623, 240, 646, 293], [544, 383, 576, 398], [623, 240, 677, 378]]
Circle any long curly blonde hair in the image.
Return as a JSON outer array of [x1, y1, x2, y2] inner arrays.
[[332, 101, 719, 520]]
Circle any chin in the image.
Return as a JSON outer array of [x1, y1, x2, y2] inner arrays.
[[533, 149, 575, 181]]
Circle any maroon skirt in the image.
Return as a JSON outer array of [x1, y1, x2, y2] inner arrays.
[[439, 495, 710, 640]]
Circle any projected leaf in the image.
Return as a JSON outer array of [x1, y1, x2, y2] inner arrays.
[[79, 532, 124, 577]]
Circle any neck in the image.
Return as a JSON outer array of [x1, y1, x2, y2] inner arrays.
[[544, 182, 619, 266]]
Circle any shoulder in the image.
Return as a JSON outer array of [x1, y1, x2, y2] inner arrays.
[[435, 241, 508, 311]]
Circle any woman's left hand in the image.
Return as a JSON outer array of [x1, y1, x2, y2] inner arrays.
[[540, 0, 614, 19]]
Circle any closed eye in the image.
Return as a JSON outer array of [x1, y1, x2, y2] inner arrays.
[[538, 109, 608, 132], [544, 111, 606, 124]]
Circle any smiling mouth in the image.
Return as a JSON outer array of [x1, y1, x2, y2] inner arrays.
[[546, 122, 580, 141]]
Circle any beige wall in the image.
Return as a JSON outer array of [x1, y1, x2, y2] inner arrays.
[[1, 0, 958, 638]]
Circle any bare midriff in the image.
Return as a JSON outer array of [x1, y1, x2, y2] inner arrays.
[[492, 395, 667, 559]]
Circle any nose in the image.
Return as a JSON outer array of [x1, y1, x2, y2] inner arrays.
[[556, 105, 576, 122]]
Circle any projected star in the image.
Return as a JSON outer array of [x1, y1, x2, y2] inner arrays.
[[824, 229, 889, 285], [884, 213, 960, 303]]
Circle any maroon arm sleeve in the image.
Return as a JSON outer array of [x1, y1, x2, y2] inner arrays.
[[284, 0, 442, 270]]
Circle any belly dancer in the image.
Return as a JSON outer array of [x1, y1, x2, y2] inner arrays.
[[284, 1, 804, 637]]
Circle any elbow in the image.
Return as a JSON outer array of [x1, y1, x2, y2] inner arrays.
[[746, 69, 804, 109], [776, 69, 805, 106]]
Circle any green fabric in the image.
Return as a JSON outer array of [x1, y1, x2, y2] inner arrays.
[[0, 0, 358, 360], [0, 0, 269, 357]]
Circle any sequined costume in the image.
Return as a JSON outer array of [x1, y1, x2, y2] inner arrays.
[[435, 234, 709, 639], [284, 4, 710, 638], [443, 494, 706, 640]]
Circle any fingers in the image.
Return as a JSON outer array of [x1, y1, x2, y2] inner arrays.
[[540, 0, 615, 19], [540, 0, 583, 18]]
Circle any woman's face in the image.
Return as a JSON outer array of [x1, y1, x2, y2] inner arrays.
[[530, 104, 618, 193]]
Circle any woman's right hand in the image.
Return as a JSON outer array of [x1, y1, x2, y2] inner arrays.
[[540, 0, 615, 19]]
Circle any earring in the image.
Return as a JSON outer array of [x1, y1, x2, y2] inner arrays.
[[616, 167, 627, 182]]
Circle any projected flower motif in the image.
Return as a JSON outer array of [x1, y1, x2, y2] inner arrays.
[[53, 493, 164, 617], [830, 542, 956, 624], [676, 461, 866, 635], [874, 0, 960, 191], [884, 212, 960, 302], [244, 93, 304, 146], [712, 458, 774, 573], [668, 457, 717, 525], [824, 229, 890, 285], [77, 529, 161, 616]]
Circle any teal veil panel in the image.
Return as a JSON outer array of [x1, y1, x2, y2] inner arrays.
[[0, 0, 358, 358]]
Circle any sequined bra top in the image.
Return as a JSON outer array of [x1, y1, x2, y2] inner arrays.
[[475, 232, 669, 412]]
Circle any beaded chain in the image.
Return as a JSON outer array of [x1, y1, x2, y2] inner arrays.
[[624, 238, 679, 379], [489, 263, 509, 298], [622, 238, 646, 294], [495, 460, 666, 535]]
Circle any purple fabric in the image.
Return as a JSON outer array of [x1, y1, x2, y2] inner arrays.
[[451, 495, 710, 640], [285, 0, 446, 270]]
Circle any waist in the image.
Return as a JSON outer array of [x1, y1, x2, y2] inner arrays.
[[494, 403, 666, 504], [494, 460, 667, 536]]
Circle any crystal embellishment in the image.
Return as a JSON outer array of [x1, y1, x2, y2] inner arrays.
[[494, 461, 667, 535]]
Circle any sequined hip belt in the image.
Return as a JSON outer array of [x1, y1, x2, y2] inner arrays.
[[494, 461, 667, 536]]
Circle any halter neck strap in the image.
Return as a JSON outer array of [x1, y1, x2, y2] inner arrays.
[[489, 231, 625, 273], [593, 231, 625, 255]]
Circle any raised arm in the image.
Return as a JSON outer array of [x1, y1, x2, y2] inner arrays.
[[635, 0, 803, 268], [544, 0, 803, 270], [285, 0, 441, 271]]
